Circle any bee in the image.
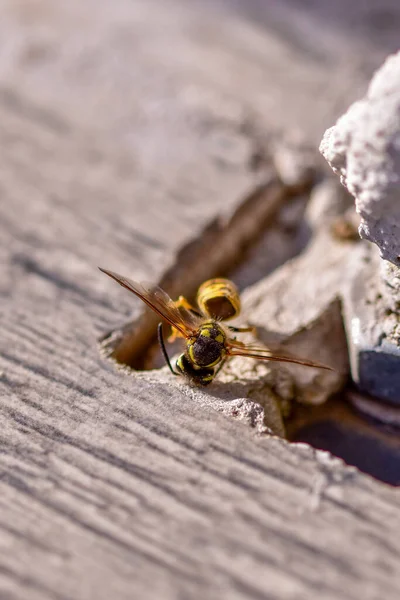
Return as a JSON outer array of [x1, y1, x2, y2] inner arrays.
[[99, 268, 333, 385]]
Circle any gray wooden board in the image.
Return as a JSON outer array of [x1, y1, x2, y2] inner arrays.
[[0, 100, 399, 600], [1, 1, 400, 599], [0, 0, 398, 153]]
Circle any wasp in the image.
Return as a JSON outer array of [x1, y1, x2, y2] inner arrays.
[[167, 277, 242, 343], [99, 268, 332, 385]]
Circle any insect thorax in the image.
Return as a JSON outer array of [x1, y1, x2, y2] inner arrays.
[[187, 321, 226, 368]]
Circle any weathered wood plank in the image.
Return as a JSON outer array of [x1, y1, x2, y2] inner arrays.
[[0, 0, 394, 149], [1, 99, 399, 599], [1, 1, 400, 599]]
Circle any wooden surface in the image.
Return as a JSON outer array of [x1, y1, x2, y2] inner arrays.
[[1, 1, 400, 598]]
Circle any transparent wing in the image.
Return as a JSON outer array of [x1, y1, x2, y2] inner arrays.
[[99, 268, 202, 338], [227, 339, 333, 370]]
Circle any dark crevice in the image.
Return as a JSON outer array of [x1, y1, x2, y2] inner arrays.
[[99, 172, 315, 370], [97, 165, 400, 487], [287, 393, 400, 486]]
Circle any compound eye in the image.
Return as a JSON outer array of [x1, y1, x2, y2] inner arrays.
[[175, 354, 187, 375]]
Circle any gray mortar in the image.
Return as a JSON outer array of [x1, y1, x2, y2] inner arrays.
[[320, 51, 400, 404], [320, 51, 400, 266]]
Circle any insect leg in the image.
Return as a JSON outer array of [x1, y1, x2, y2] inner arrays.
[[228, 325, 255, 333], [168, 296, 201, 342], [157, 322, 180, 376], [174, 295, 197, 312]]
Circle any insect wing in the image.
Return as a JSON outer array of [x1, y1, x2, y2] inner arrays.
[[227, 339, 333, 370], [99, 268, 201, 337]]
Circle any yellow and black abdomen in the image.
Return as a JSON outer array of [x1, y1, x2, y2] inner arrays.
[[196, 278, 240, 321]]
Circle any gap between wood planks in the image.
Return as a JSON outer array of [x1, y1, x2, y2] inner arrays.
[[99, 167, 312, 370], [98, 164, 400, 486]]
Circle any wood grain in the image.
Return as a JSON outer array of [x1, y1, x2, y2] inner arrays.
[[1, 1, 400, 599]]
